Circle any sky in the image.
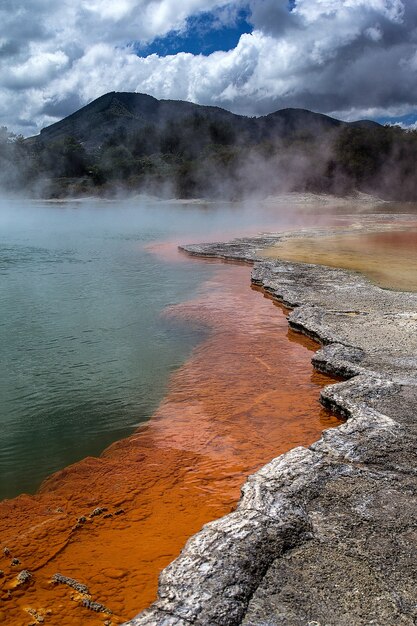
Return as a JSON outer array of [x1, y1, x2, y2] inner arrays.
[[1, 0, 417, 136]]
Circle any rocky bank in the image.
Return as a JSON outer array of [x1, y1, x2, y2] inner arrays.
[[125, 216, 417, 626]]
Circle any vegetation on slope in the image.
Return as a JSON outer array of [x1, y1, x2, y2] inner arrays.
[[1, 93, 416, 200]]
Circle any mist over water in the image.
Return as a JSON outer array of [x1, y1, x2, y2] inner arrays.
[[0, 196, 309, 500]]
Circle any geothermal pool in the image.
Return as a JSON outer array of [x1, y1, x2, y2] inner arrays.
[[0, 197, 307, 500], [0, 197, 343, 625], [3, 198, 413, 625], [0, 258, 341, 625]]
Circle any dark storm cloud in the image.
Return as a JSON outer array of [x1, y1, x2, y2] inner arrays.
[[247, 0, 299, 36], [40, 93, 84, 118], [0, 41, 22, 59]]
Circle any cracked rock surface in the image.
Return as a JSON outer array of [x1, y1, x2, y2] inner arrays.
[[124, 218, 417, 626]]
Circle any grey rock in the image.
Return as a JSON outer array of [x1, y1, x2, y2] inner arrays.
[[82, 598, 112, 613], [16, 569, 32, 584], [90, 507, 108, 518], [52, 573, 89, 595], [27, 607, 44, 623]]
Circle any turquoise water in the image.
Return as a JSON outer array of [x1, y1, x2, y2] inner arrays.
[[0, 198, 295, 500]]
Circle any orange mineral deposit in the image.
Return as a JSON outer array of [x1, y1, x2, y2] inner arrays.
[[0, 260, 341, 626], [263, 228, 417, 292]]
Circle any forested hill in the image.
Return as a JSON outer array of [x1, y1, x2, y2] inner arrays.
[[1, 92, 417, 200], [31, 91, 376, 150]]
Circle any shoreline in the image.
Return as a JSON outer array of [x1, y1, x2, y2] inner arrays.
[[127, 216, 417, 625], [0, 259, 340, 625], [18, 189, 388, 208]]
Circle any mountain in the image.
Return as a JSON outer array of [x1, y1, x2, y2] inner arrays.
[[10, 92, 416, 201], [33, 92, 248, 150], [30, 92, 380, 150]]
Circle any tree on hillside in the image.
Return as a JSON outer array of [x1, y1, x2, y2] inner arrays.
[[38, 137, 89, 178]]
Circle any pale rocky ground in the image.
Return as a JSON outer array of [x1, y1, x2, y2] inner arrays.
[[125, 214, 417, 626]]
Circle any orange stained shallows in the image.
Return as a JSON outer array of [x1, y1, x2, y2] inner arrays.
[[0, 259, 342, 626], [263, 228, 417, 292]]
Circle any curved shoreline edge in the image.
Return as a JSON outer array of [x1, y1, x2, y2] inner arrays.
[[125, 219, 417, 626]]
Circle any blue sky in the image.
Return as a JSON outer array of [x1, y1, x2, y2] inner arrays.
[[137, 7, 253, 57], [136, 2, 298, 57], [376, 113, 417, 129]]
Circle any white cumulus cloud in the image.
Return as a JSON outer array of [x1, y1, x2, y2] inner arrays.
[[1, 0, 417, 134]]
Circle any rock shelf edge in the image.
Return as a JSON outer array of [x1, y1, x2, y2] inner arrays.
[[124, 222, 417, 626]]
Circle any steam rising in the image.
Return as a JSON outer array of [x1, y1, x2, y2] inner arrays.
[[1, 105, 417, 202]]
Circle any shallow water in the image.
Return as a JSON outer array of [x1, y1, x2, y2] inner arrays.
[[0, 261, 341, 625], [0, 201, 208, 499], [0, 197, 325, 500], [263, 228, 417, 291]]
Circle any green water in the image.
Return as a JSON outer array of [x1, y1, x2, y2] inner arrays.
[[0, 197, 296, 500]]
